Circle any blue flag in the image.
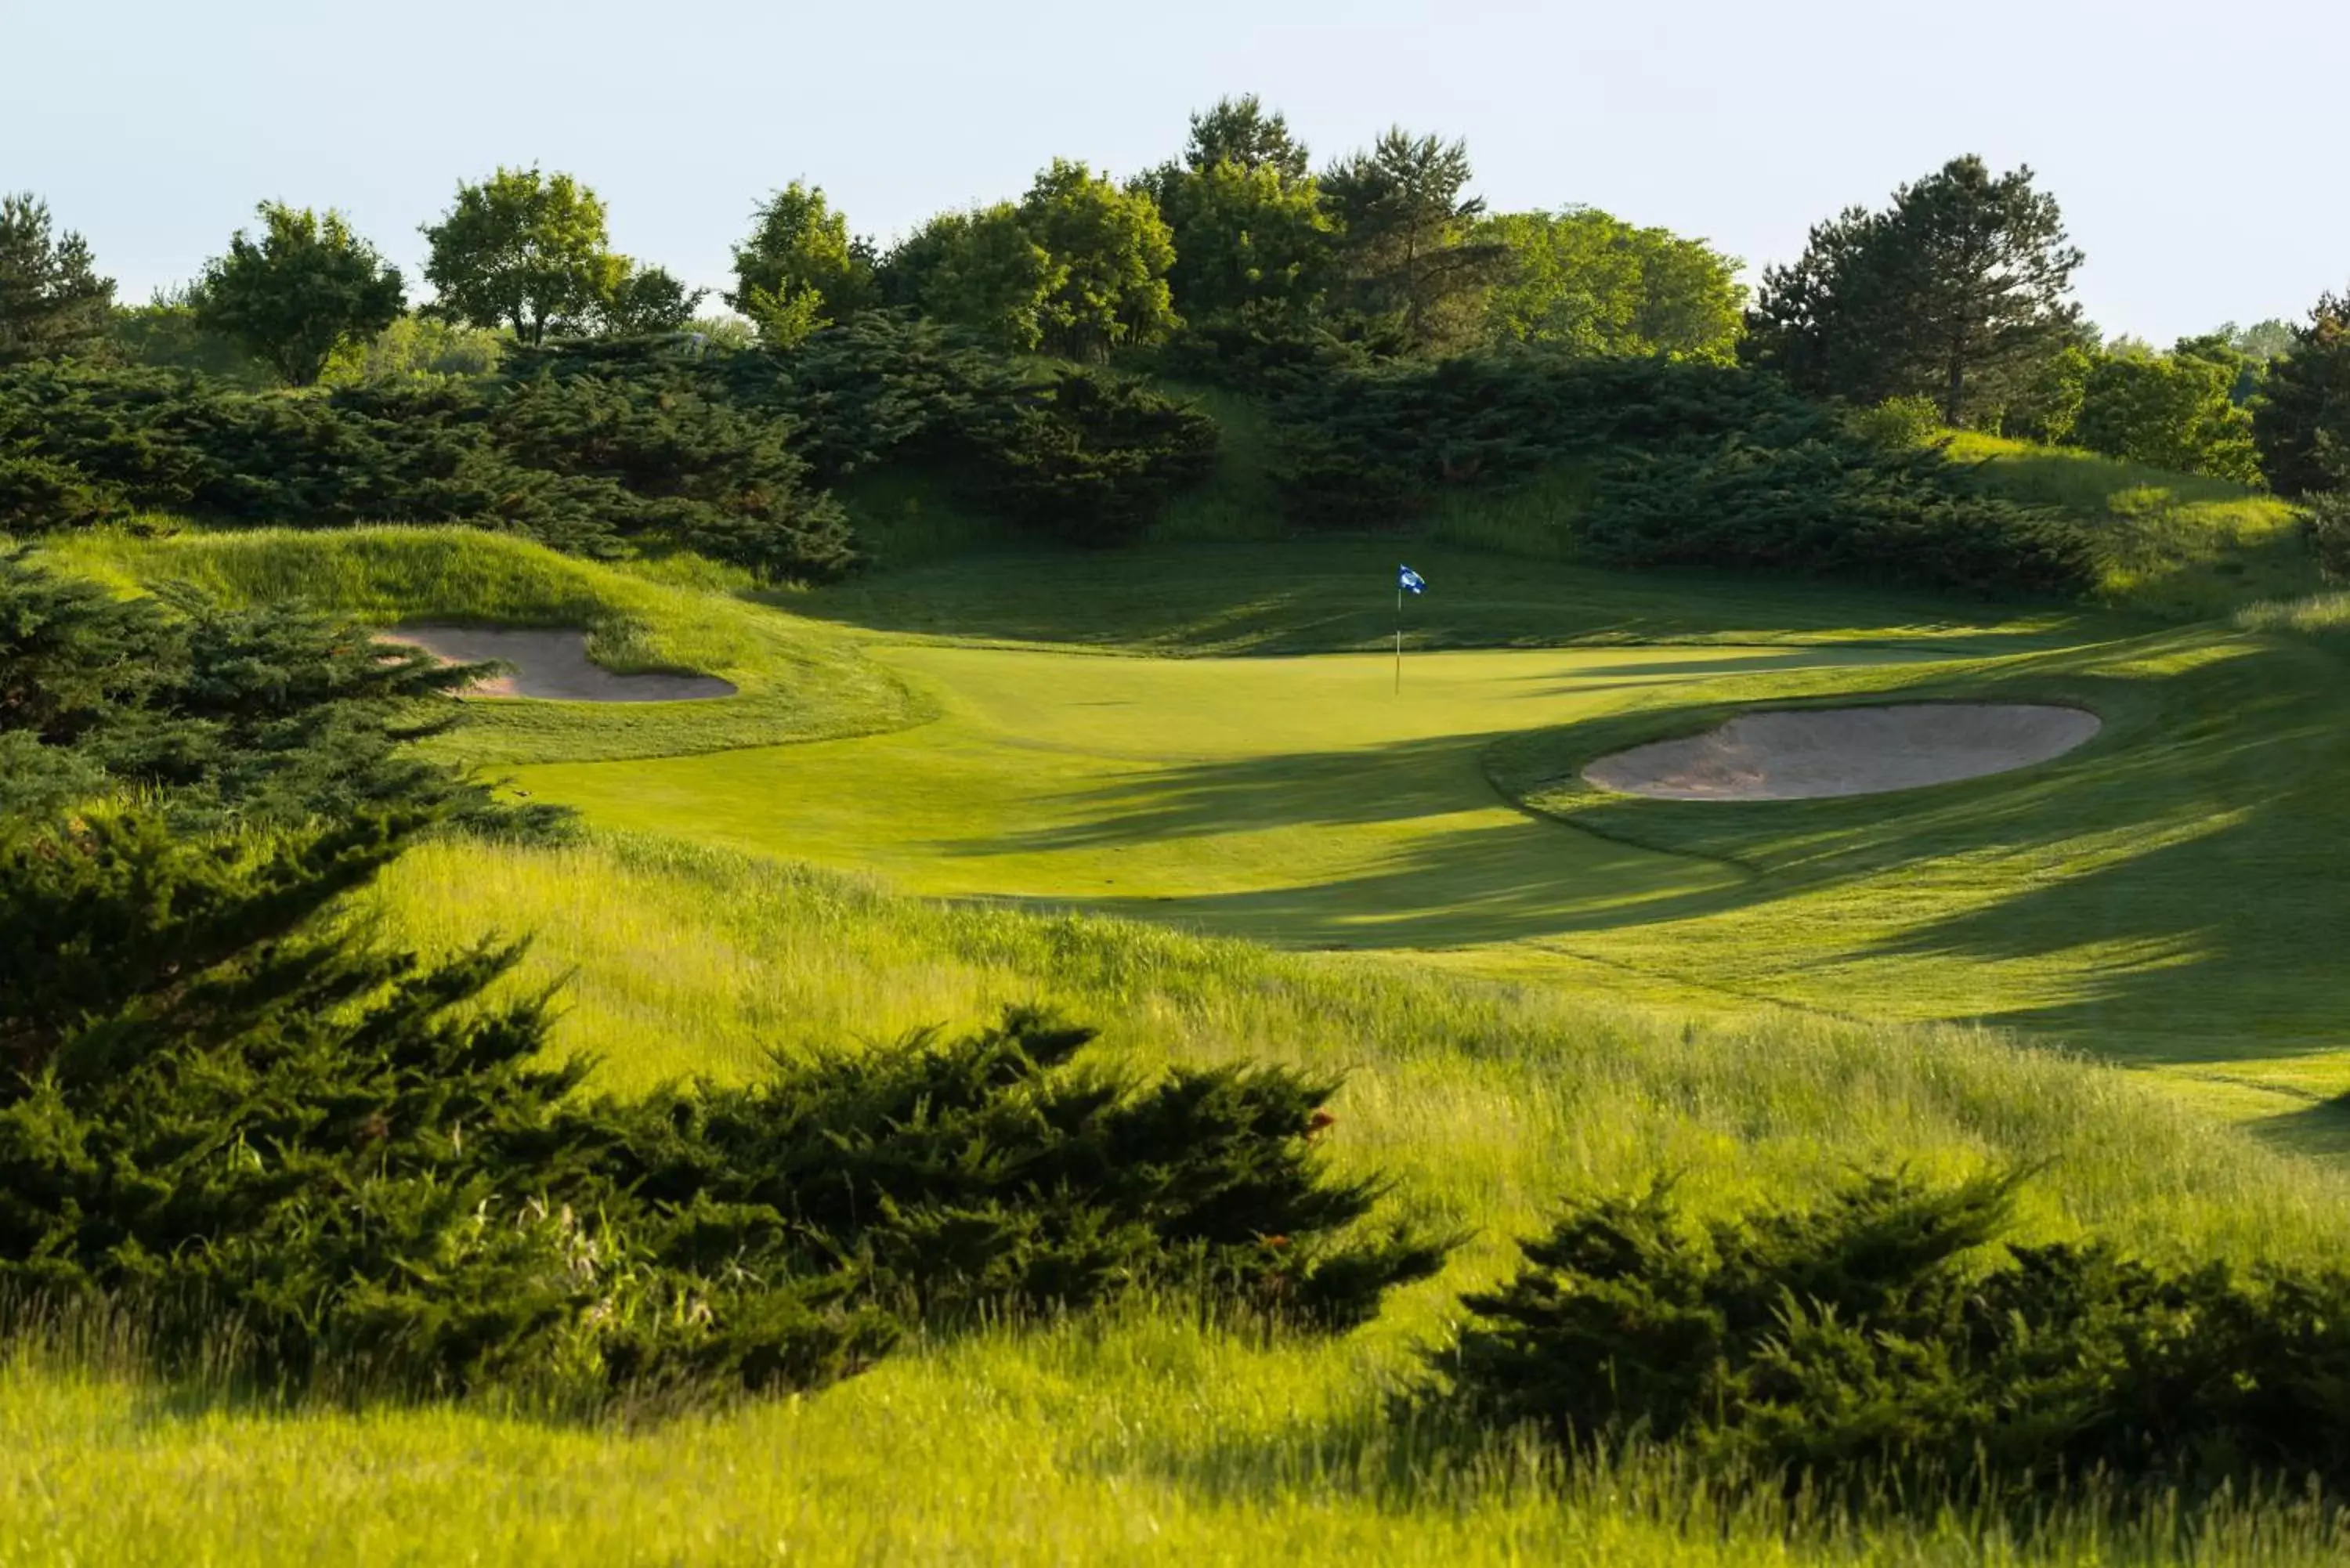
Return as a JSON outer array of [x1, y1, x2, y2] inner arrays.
[[1398, 565, 1427, 594]]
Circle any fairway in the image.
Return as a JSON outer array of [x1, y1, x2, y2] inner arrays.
[[502, 611, 2350, 1130], [512, 643, 1920, 948]]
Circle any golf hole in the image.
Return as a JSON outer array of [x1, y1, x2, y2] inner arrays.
[[1582, 703, 2101, 801]]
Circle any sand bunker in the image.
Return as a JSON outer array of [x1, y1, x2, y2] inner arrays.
[[378, 625, 736, 703], [1582, 703, 2100, 801]]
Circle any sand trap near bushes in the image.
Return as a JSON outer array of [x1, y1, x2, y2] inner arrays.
[[1582, 703, 2101, 800], [380, 625, 736, 703]]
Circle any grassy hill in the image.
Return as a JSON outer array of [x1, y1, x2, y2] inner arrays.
[[1943, 430, 2312, 617], [19, 417, 2350, 1563], [15, 829, 2350, 1565]]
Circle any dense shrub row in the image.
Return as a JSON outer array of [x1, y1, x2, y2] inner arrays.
[[0, 356, 854, 579], [0, 547, 1437, 1404], [713, 315, 1220, 544], [0, 316, 1221, 568], [1269, 353, 2095, 596], [1434, 1170, 2350, 1504]]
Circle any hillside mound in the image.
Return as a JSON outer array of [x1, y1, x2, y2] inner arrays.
[[381, 624, 737, 702], [1582, 703, 2100, 800]]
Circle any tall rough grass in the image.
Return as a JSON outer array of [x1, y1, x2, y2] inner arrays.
[[13, 829, 2350, 1565], [1944, 431, 2313, 617]]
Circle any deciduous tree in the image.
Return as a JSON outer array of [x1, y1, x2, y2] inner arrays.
[[888, 204, 1058, 351], [190, 203, 405, 386], [421, 168, 624, 345], [597, 263, 707, 335], [1018, 161, 1177, 361], [0, 193, 114, 364], [727, 182, 877, 345], [1477, 207, 1744, 362], [2073, 342, 2261, 482]]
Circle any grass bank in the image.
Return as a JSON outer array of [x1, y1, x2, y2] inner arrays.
[[11, 828, 2350, 1564], [39, 525, 925, 764], [1946, 430, 2313, 617]]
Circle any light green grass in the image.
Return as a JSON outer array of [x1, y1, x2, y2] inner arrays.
[[15, 829, 2350, 1566], [38, 525, 926, 764], [496, 616, 2350, 1129], [1946, 431, 2315, 618], [22, 516, 2350, 1563]]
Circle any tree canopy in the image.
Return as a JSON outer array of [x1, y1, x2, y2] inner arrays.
[[421, 167, 624, 344], [2252, 288, 2350, 497], [1747, 156, 2082, 426], [1321, 128, 1509, 355], [1179, 93, 1311, 182], [0, 193, 114, 364], [190, 203, 406, 386], [727, 182, 877, 345], [1477, 207, 1744, 362]]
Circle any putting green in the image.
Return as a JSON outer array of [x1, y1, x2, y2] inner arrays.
[[512, 643, 1919, 949]]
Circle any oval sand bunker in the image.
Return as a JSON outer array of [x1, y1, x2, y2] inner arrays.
[[1582, 703, 2100, 801], [379, 625, 736, 702]]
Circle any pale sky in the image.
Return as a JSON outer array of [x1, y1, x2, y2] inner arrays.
[[10, 0, 2343, 344]]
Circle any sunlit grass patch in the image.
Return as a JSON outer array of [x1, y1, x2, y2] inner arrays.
[[38, 524, 926, 763]]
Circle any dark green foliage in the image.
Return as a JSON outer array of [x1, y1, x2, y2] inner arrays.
[[1746, 157, 2082, 426], [1271, 353, 1807, 527], [190, 204, 407, 387], [0, 540, 518, 830], [958, 369, 1220, 545], [0, 548, 1437, 1406], [595, 265, 707, 336], [1435, 1172, 2350, 1505], [2305, 490, 2350, 580], [2252, 291, 2350, 497], [1319, 128, 1510, 356], [1269, 352, 2089, 596], [0, 453, 127, 531], [725, 316, 1220, 542], [0, 357, 857, 580], [1580, 439, 2095, 596], [721, 312, 1024, 479], [0, 194, 114, 365]]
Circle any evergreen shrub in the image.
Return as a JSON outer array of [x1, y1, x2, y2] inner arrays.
[[1434, 1170, 2350, 1504]]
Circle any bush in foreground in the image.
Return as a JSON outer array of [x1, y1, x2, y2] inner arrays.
[[1432, 1170, 2350, 1505], [0, 546, 1439, 1405]]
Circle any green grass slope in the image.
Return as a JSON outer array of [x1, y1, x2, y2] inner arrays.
[[40, 526, 927, 763], [499, 604, 2350, 1129], [1946, 430, 2314, 617], [13, 829, 2350, 1565]]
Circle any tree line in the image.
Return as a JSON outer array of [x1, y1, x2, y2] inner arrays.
[[0, 96, 1745, 385], [4, 98, 2348, 528]]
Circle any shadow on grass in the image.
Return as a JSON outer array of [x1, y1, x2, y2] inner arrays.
[[1494, 629, 2350, 1072], [787, 542, 2092, 657]]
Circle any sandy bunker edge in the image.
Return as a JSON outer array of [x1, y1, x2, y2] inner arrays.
[[378, 624, 737, 703], [1582, 703, 2102, 801]]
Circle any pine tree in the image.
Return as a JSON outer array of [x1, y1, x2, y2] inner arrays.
[[0, 193, 114, 364], [2252, 287, 2350, 496], [1748, 157, 2083, 425], [1320, 130, 1509, 356]]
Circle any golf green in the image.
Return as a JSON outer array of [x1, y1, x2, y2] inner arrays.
[[511, 642, 1919, 948]]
